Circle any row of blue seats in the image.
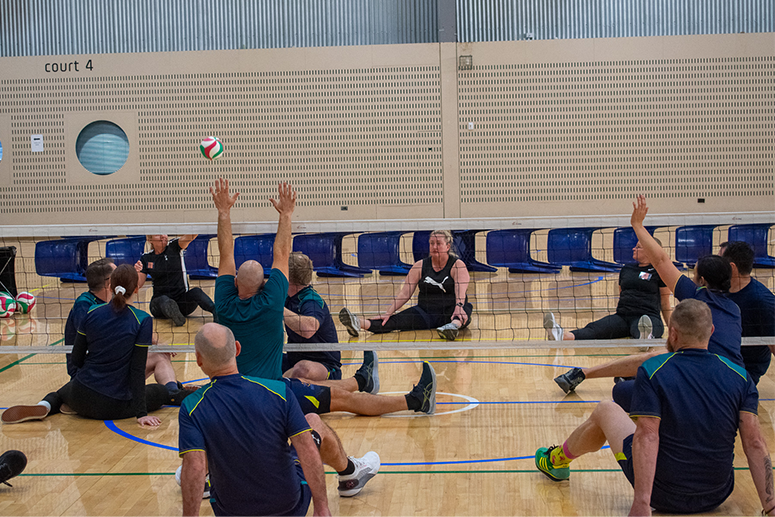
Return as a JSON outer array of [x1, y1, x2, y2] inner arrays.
[[34, 224, 775, 282]]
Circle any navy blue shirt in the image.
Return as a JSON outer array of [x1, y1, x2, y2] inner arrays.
[[285, 286, 341, 370], [728, 278, 775, 374], [64, 291, 105, 378], [631, 349, 758, 498], [178, 374, 311, 516], [72, 303, 153, 417], [674, 275, 743, 366]]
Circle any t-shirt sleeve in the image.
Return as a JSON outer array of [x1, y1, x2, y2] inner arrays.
[[673, 275, 697, 301], [760, 289, 775, 336], [260, 269, 290, 312], [285, 386, 312, 438], [629, 366, 662, 419], [741, 376, 760, 415], [214, 275, 238, 314], [136, 314, 154, 347], [178, 406, 206, 457]]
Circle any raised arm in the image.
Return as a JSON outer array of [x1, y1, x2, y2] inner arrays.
[[450, 259, 470, 324], [739, 411, 775, 515], [210, 178, 240, 277], [269, 182, 297, 280], [659, 287, 672, 325], [631, 195, 682, 293], [178, 234, 198, 250], [290, 430, 331, 517], [629, 416, 660, 516]]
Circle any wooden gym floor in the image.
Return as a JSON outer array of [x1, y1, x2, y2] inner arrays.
[[0, 260, 774, 515]]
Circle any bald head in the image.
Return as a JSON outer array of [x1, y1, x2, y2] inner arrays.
[[666, 299, 713, 352], [236, 260, 265, 297], [195, 323, 237, 369]]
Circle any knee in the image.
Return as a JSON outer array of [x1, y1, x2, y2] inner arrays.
[[289, 361, 314, 379], [304, 413, 324, 434], [591, 400, 624, 422]]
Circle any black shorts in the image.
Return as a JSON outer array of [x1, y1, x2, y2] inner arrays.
[[281, 354, 342, 381], [617, 434, 733, 514], [283, 378, 332, 414]]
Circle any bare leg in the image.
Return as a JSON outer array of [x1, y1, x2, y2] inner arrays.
[[145, 353, 177, 385], [583, 349, 664, 379], [329, 388, 407, 415], [362, 318, 371, 330], [563, 331, 575, 340], [305, 413, 348, 471], [284, 360, 332, 383], [565, 400, 636, 458]]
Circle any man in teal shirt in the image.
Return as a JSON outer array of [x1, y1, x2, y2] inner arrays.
[[211, 178, 295, 380]]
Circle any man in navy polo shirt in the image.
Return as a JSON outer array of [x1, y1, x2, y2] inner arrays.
[[535, 299, 775, 515], [721, 241, 775, 384]]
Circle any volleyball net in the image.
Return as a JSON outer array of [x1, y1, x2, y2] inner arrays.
[[0, 214, 773, 354]]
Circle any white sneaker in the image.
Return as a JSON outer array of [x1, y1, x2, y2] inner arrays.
[[339, 308, 360, 338], [436, 322, 459, 341], [543, 313, 564, 341], [175, 465, 211, 499], [637, 315, 653, 351], [338, 451, 380, 497]]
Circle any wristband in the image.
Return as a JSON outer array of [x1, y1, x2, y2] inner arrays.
[[456, 302, 464, 307]]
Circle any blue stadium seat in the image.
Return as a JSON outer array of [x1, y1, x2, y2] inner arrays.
[[357, 232, 412, 275], [106, 236, 146, 267], [412, 230, 497, 272], [675, 225, 716, 267], [613, 227, 658, 265], [485, 229, 561, 273], [35, 236, 112, 282], [234, 234, 275, 276], [185, 235, 218, 279], [547, 228, 620, 272], [294, 232, 372, 277], [728, 224, 775, 268]]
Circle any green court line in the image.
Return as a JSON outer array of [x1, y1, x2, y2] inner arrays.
[[19, 467, 763, 477], [0, 338, 64, 373]]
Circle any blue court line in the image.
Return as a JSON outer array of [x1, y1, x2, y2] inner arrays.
[[104, 420, 178, 452]]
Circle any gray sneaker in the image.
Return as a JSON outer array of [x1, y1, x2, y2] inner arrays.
[[637, 315, 653, 340], [407, 362, 436, 414], [355, 351, 380, 394], [554, 367, 585, 394], [338, 452, 380, 497], [160, 298, 186, 327], [436, 322, 459, 341], [544, 312, 564, 341], [339, 308, 360, 337]]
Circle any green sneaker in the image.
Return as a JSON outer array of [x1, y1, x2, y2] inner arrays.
[[535, 446, 570, 481]]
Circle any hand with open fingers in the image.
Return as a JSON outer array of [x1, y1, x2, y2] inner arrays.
[[134, 260, 143, 272], [452, 305, 468, 325], [137, 415, 161, 427], [380, 312, 393, 325], [269, 182, 297, 216], [210, 178, 240, 214], [631, 194, 649, 228]]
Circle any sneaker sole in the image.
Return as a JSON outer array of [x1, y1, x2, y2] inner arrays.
[[543, 313, 561, 341], [553, 375, 575, 395], [339, 308, 360, 337], [423, 363, 437, 415], [2, 405, 48, 424], [637, 316, 653, 340], [436, 327, 458, 341], [369, 353, 380, 394]]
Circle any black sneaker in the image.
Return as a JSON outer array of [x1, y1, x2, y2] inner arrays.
[[554, 367, 585, 394], [407, 362, 436, 414], [160, 298, 186, 327], [355, 351, 379, 394], [0, 450, 27, 487], [168, 385, 200, 406]]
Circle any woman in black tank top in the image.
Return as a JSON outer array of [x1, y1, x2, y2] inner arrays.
[[339, 230, 472, 341]]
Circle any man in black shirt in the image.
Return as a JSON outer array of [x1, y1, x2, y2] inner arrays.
[[135, 234, 214, 326]]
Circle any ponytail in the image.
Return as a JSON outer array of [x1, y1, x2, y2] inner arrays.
[[110, 264, 138, 311]]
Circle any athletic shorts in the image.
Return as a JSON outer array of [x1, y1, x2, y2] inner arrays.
[[617, 434, 732, 513], [281, 354, 342, 380], [282, 378, 332, 415]]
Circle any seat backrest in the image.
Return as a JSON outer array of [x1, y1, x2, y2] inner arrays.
[[485, 229, 533, 266], [184, 235, 215, 271], [547, 228, 595, 265], [728, 224, 773, 259], [358, 232, 404, 269], [293, 233, 339, 269], [234, 234, 275, 271], [106, 237, 146, 267], [675, 225, 715, 264], [35, 239, 83, 276]]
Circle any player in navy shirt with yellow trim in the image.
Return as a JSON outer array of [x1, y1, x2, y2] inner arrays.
[[2, 264, 186, 426], [535, 299, 775, 515], [722, 241, 775, 384], [180, 323, 380, 516], [136, 234, 214, 326]]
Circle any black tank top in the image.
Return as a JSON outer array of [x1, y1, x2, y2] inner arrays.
[[417, 255, 465, 315]]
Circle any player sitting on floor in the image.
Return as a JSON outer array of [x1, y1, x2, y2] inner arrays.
[[553, 196, 743, 406], [2, 264, 193, 427], [210, 178, 437, 417], [544, 238, 672, 342], [339, 230, 473, 341], [67, 258, 193, 403], [135, 234, 214, 326], [535, 299, 775, 516], [721, 241, 775, 385], [180, 323, 379, 516]]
